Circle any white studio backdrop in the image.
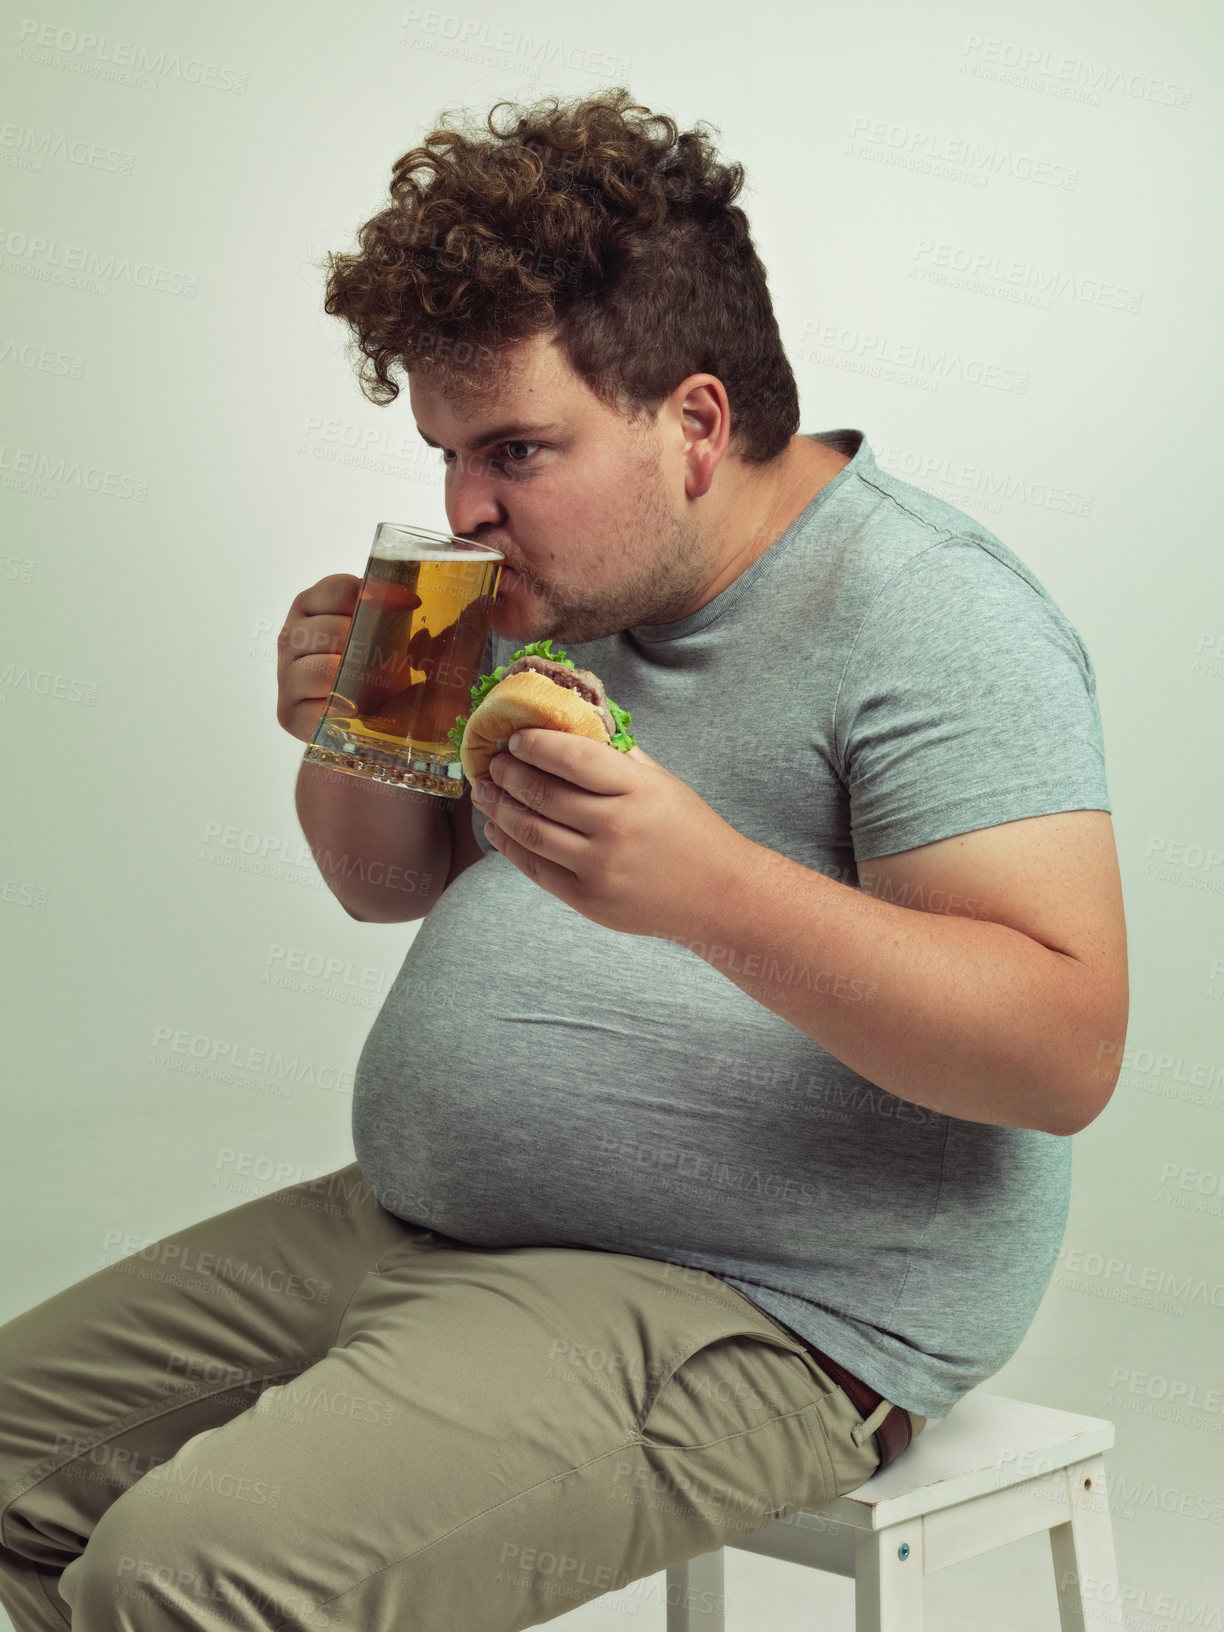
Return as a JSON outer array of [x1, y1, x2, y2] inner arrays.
[[2, 0, 1221, 1625]]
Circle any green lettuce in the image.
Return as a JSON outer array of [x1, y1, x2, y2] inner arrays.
[[447, 639, 637, 756]]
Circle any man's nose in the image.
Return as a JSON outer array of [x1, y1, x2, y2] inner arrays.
[[444, 454, 503, 536]]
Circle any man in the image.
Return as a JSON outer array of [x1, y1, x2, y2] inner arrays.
[[0, 89, 1127, 1630]]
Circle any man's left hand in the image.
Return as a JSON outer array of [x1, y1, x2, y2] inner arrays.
[[469, 729, 746, 941]]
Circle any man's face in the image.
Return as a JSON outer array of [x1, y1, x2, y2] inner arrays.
[[408, 331, 711, 647]]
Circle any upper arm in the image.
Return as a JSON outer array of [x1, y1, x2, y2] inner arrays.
[[438, 631, 498, 896], [836, 540, 1112, 864], [442, 781, 485, 892], [349, 788, 480, 919], [858, 808, 1130, 1127]]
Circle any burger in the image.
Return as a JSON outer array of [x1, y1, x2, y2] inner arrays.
[[447, 640, 637, 786]]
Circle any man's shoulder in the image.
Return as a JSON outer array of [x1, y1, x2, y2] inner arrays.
[[797, 430, 1023, 596], [814, 446, 1092, 680], [818, 444, 1056, 614]]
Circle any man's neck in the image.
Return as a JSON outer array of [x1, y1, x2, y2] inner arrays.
[[696, 432, 853, 609], [757, 432, 852, 546]]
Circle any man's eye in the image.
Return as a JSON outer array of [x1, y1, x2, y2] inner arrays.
[[498, 441, 541, 466], [438, 442, 542, 471]]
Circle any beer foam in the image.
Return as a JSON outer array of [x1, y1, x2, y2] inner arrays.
[[371, 545, 503, 563]]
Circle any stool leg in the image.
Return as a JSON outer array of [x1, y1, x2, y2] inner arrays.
[[854, 1523, 924, 1631], [666, 1549, 725, 1632], [1049, 1454, 1119, 1632]]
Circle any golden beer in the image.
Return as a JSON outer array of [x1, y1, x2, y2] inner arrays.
[[302, 524, 503, 798]]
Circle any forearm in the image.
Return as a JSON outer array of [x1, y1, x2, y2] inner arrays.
[[294, 761, 449, 922], [669, 837, 1111, 1135]]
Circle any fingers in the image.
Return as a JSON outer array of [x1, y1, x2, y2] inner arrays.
[[275, 575, 362, 742], [294, 573, 362, 617], [507, 728, 638, 797], [476, 783, 591, 870], [277, 612, 352, 669]]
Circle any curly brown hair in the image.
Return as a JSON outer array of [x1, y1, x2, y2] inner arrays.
[[322, 88, 799, 464]]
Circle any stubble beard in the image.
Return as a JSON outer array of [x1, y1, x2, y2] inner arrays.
[[514, 469, 711, 649]]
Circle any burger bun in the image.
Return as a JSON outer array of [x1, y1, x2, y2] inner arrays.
[[458, 670, 611, 785]]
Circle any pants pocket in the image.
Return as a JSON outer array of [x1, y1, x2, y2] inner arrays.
[[634, 1324, 842, 1544], [637, 1326, 817, 1453]]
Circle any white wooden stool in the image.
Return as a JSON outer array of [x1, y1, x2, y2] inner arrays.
[[664, 1391, 1118, 1631]]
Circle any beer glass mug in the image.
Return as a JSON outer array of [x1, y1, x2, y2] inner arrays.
[[302, 523, 504, 799]]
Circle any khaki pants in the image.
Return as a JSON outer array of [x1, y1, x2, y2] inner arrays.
[[0, 1164, 924, 1629]]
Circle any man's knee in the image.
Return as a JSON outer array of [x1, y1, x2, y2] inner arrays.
[[59, 1504, 210, 1629], [59, 1472, 333, 1630], [0, 1308, 68, 1501]]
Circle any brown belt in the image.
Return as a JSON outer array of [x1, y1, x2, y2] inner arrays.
[[791, 1336, 913, 1472]]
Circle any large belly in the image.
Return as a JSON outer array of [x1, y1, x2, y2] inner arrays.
[[351, 853, 947, 1265]]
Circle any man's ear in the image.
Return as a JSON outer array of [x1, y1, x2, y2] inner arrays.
[[671, 373, 731, 500]]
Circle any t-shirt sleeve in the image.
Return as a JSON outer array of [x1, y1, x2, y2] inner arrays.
[[832, 537, 1112, 861]]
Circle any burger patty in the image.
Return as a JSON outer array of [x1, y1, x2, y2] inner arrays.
[[498, 656, 615, 738]]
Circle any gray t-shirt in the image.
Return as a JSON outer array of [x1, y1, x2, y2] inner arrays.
[[351, 428, 1111, 1419]]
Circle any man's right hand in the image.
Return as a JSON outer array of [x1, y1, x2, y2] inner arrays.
[[276, 573, 362, 743]]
